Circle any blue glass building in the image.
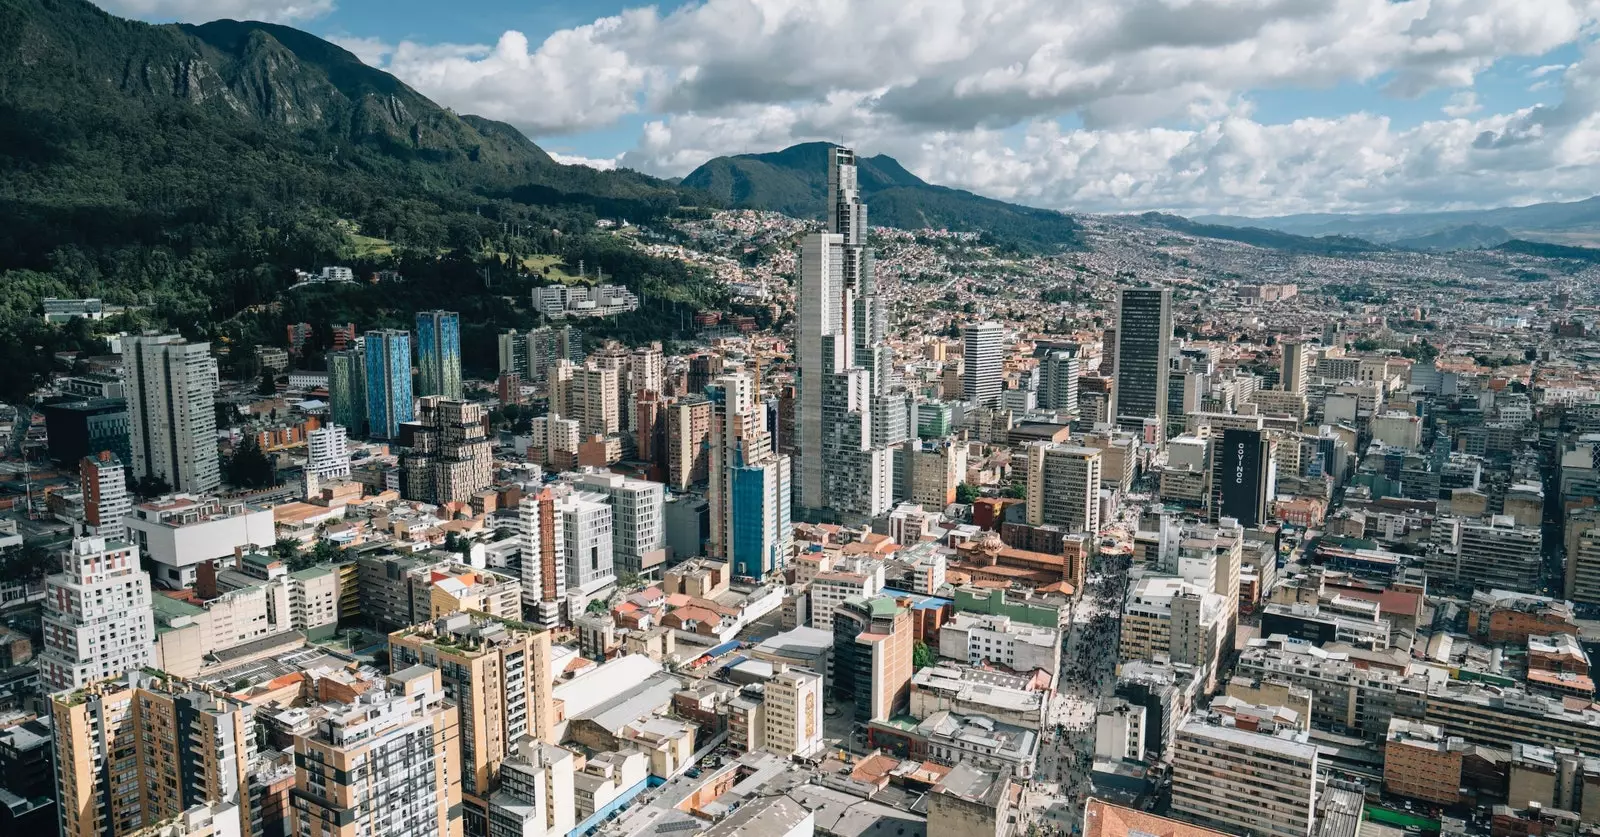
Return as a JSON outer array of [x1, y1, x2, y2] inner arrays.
[[416, 310, 462, 399], [365, 330, 413, 439]]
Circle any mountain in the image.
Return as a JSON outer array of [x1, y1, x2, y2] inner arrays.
[[682, 142, 1081, 249], [0, 0, 718, 400], [1193, 196, 1600, 247], [1392, 224, 1512, 251], [1128, 213, 1384, 255]]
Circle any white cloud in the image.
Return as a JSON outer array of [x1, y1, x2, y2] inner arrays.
[[1442, 91, 1481, 117], [93, 0, 334, 23], [1529, 63, 1570, 77], [324, 35, 393, 67], [378, 0, 1600, 139], [548, 152, 620, 170]]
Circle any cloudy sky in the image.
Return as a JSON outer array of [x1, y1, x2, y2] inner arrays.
[[95, 0, 1600, 217]]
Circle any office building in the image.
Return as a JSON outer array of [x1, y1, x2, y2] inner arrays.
[[1120, 576, 1227, 688], [498, 325, 581, 383], [708, 373, 794, 580], [1281, 340, 1311, 396], [398, 398, 493, 505], [41, 397, 130, 467], [519, 487, 565, 627], [1110, 288, 1172, 432], [390, 613, 556, 834], [364, 329, 414, 440], [52, 674, 253, 837], [125, 495, 276, 589], [562, 491, 615, 600], [938, 613, 1061, 684], [290, 666, 461, 837], [575, 471, 666, 580], [832, 596, 913, 721], [1039, 347, 1081, 413], [125, 334, 221, 493], [1171, 714, 1319, 837], [305, 424, 351, 483], [327, 347, 366, 436], [1384, 719, 1466, 806], [962, 322, 1004, 407], [795, 146, 894, 521], [1431, 515, 1543, 594], [1024, 442, 1102, 534], [415, 310, 462, 399], [39, 536, 155, 692], [896, 437, 968, 511], [80, 451, 130, 542], [1211, 428, 1273, 527]]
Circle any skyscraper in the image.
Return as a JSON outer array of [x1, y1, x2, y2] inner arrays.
[[416, 310, 462, 399], [1039, 347, 1081, 413], [962, 321, 1004, 407], [291, 667, 461, 837], [572, 362, 621, 437], [519, 487, 565, 628], [398, 398, 493, 505], [1211, 428, 1273, 527], [1110, 288, 1173, 433], [795, 146, 893, 520], [562, 491, 615, 602], [1024, 443, 1102, 534], [1281, 339, 1311, 396], [306, 424, 351, 482], [124, 334, 220, 493], [80, 451, 130, 542], [365, 329, 414, 439], [328, 347, 366, 436], [39, 536, 155, 692], [707, 372, 793, 580]]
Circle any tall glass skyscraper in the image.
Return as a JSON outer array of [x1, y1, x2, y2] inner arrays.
[[329, 347, 366, 436], [416, 310, 462, 399], [365, 329, 413, 439]]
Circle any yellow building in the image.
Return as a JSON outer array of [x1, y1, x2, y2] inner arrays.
[[390, 613, 557, 835], [52, 674, 253, 837]]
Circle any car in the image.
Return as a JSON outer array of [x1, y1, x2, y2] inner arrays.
[[686, 767, 702, 778]]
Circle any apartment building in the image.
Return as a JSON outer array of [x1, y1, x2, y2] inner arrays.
[[1120, 576, 1227, 689], [290, 666, 462, 837], [39, 536, 155, 692], [762, 666, 824, 758], [52, 674, 253, 837], [389, 613, 557, 835]]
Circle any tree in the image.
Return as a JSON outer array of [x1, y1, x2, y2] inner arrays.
[[311, 540, 343, 566], [0, 541, 58, 584], [585, 599, 609, 615], [955, 483, 979, 505], [913, 642, 935, 671], [257, 368, 278, 395], [1002, 483, 1027, 500], [270, 537, 301, 568], [226, 436, 275, 489]]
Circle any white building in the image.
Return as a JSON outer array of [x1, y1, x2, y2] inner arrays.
[[39, 536, 156, 692], [125, 335, 220, 494], [575, 470, 665, 579], [937, 613, 1061, 685], [809, 566, 883, 632], [1371, 411, 1424, 451], [518, 489, 566, 628], [488, 737, 577, 837], [962, 322, 1004, 408], [124, 495, 276, 589], [562, 491, 615, 599], [306, 424, 351, 482]]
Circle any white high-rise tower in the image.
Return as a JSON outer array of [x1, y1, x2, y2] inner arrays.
[[39, 536, 155, 691], [796, 147, 894, 520]]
